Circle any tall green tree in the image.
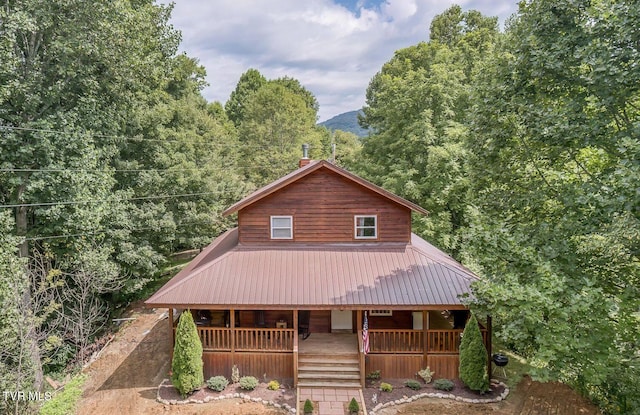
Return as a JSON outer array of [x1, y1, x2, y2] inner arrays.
[[171, 311, 203, 398], [458, 314, 489, 393], [357, 6, 498, 251], [225, 68, 267, 127], [237, 80, 326, 187], [464, 1, 640, 412]]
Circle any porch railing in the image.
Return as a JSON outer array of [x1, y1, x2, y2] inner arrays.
[[234, 328, 295, 352], [368, 329, 488, 354], [194, 327, 295, 352], [368, 329, 424, 353]]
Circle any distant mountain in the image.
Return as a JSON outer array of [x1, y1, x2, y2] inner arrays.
[[319, 110, 369, 137]]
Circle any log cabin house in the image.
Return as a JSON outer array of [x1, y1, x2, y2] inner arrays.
[[145, 150, 490, 387]]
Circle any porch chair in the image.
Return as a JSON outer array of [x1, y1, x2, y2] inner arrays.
[[298, 310, 310, 340]]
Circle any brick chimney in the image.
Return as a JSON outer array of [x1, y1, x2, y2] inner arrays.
[[298, 143, 311, 168]]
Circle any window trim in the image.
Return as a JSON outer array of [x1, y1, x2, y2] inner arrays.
[[354, 215, 378, 239], [270, 215, 293, 239], [370, 310, 393, 316]]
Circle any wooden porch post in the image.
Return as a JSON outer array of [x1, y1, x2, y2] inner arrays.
[[293, 309, 298, 387], [422, 310, 428, 367], [230, 308, 235, 364], [169, 308, 174, 362], [487, 315, 492, 378], [356, 310, 364, 388]]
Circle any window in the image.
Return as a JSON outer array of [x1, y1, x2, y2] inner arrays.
[[354, 215, 377, 239], [270, 216, 293, 239], [370, 310, 392, 316]]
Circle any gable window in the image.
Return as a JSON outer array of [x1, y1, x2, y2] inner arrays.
[[355, 215, 377, 239], [271, 216, 293, 239]]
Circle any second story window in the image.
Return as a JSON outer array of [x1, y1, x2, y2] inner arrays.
[[271, 216, 293, 239], [354, 215, 377, 239]]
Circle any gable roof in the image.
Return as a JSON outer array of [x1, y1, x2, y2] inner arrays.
[[222, 160, 429, 216], [144, 229, 478, 309]]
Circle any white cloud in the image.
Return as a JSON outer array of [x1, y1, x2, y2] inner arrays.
[[161, 0, 518, 121]]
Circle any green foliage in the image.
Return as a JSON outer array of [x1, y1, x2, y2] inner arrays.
[[380, 382, 393, 392], [356, 6, 499, 253], [463, 0, 640, 411], [225, 68, 267, 126], [206, 375, 229, 392], [459, 314, 489, 393], [348, 397, 360, 414], [417, 367, 435, 383], [404, 379, 422, 390], [366, 370, 381, 380], [231, 364, 240, 384], [171, 311, 203, 397], [267, 380, 280, 390], [303, 398, 314, 414], [434, 379, 454, 391], [39, 374, 87, 415], [238, 376, 259, 391]]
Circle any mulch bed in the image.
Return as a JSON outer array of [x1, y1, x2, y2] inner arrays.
[[158, 379, 296, 411], [362, 378, 506, 408]]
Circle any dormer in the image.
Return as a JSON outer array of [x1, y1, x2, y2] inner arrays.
[[222, 153, 428, 245]]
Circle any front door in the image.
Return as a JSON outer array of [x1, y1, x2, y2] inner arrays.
[[331, 310, 353, 332]]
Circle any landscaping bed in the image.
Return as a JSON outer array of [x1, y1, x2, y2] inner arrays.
[[157, 379, 295, 413], [362, 378, 507, 410]]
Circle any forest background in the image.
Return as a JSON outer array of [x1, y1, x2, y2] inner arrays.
[[0, 1, 638, 414]]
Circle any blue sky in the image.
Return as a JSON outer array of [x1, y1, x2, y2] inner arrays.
[[160, 0, 519, 121]]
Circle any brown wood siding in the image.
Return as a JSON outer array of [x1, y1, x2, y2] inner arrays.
[[366, 354, 424, 379], [309, 310, 331, 333], [365, 354, 460, 379], [238, 169, 411, 243], [203, 352, 293, 380], [426, 354, 459, 379], [368, 311, 413, 330]]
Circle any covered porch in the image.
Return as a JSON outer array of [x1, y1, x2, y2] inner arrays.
[[169, 307, 490, 386]]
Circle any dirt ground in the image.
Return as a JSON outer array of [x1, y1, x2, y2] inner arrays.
[[77, 305, 601, 415]]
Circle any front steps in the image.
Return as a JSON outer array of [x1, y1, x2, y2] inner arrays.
[[297, 353, 361, 388]]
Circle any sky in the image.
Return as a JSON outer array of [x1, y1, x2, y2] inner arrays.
[[160, 0, 519, 122]]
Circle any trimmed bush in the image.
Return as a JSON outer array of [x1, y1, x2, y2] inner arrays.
[[206, 375, 229, 392], [267, 380, 280, 390], [417, 367, 435, 383], [404, 379, 422, 390], [304, 398, 314, 414], [231, 364, 240, 384], [366, 370, 381, 380], [459, 313, 489, 393], [434, 378, 454, 391], [348, 397, 360, 414], [238, 376, 259, 390], [171, 310, 204, 397], [380, 382, 393, 392]]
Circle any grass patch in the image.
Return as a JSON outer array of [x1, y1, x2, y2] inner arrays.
[[40, 374, 87, 415], [492, 341, 534, 390]]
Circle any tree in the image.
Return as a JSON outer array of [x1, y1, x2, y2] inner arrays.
[[171, 311, 204, 397], [458, 314, 489, 393], [357, 6, 498, 252], [237, 81, 326, 187], [225, 68, 267, 127], [464, 0, 640, 412]]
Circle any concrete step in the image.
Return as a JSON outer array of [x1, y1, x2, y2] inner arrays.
[[298, 372, 360, 380], [298, 365, 360, 373]]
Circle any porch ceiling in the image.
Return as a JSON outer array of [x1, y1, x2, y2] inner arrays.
[[145, 228, 479, 309]]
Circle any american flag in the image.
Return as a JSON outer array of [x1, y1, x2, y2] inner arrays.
[[362, 311, 370, 355]]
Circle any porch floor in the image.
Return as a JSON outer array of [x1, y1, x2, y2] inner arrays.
[[298, 333, 358, 355]]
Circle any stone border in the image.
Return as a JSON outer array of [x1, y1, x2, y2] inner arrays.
[[368, 380, 509, 415], [156, 379, 297, 413]]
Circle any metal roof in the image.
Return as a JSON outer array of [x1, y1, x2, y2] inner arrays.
[[145, 228, 479, 309], [222, 160, 429, 216]]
